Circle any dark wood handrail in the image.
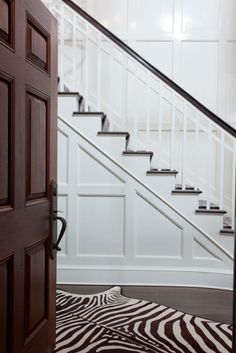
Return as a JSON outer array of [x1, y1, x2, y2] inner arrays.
[[62, 0, 236, 138]]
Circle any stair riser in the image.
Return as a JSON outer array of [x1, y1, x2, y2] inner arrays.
[[71, 117, 103, 138], [146, 176, 176, 195], [58, 96, 79, 119], [167, 195, 200, 213], [96, 137, 127, 157], [122, 156, 151, 178], [192, 214, 225, 235]]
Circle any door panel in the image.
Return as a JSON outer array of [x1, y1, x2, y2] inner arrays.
[[26, 16, 49, 72], [0, 77, 11, 207], [0, 256, 13, 353], [0, 0, 57, 352], [26, 92, 48, 201], [0, 0, 12, 45], [25, 241, 48, 338]]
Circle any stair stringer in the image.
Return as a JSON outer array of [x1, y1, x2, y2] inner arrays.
[[57, 116, 233, 289]]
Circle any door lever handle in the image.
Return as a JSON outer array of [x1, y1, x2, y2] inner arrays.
[[53, 215, 67, 252]]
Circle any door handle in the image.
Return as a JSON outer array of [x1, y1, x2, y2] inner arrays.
[[53, 214, 67, 251], [50, 180, 67, 258]]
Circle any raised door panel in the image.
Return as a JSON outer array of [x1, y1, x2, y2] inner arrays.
[[26, 17, 49, 72], [0, 256, 13, 353], [25, 241, 48, 338], [0, 77, 12, 208], [0, 0, 13, 45], [26, 92, 48, 201]]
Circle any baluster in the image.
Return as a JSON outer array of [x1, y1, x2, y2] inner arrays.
[[170, 94, 175, 170], [158, 84, 163, 170], [84, 22, 89, 111], [133, 63, 139, 147], [205, 122, 213, 209], [219, 131, 225, 210], [97, 32, 102, 111], [60, 4, 65, 91], [72, 12, 76, 91], [109, 42, 115, 130], [122, 54, 128, 130], [194, 113, 200, 190], [146, 74, 151, 147], [181, 105, 187, 188]]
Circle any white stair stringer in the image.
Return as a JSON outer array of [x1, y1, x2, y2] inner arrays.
[[58, 96, 234, 255], [57, 114, 233, 289]]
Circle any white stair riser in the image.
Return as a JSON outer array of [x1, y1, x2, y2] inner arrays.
[[145, 176, 177, 195], [96, 136, 127, 157], [70, 116, 103, 138], [58, 96, 79, 119]]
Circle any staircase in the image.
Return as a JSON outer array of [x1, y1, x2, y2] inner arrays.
[[43, 0, 236, 289]]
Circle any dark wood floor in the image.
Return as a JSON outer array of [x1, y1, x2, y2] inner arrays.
[[58, 284, 233, 324]]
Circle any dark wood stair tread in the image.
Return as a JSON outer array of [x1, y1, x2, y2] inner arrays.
[[123, 150, 153, 157], [172, 189, 202, 195], [196, 209, 227, 215], [58, 92, 81, 96], [73, 112, 105, 116], [220, 229, 235, 235], [98, 131, 130, 138], [147, 169, 178, 176]]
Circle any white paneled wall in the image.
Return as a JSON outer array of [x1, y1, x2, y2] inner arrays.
[[57, 116, 233, 289], [85, 0, 236, 127]]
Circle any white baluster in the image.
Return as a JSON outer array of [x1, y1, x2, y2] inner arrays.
[[60, 4, 65, 91], [122, 54, 128, 130], [158, 85, 163, 170], [146, 74, 151, 147], [133, 64, 139, 147], [219, 131, 225, 210], [97, 32, 102, 111], [181, 105, 187, 188], [194, 113, 200, 190], [84, 22, 89, 111], [72, 12, 77, 91], [170, 94, 175, 170]]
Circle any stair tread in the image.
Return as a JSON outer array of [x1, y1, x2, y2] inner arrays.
[[220, 229, 235, 234], [172, 189, 202, 195], [98, 131, 130, 137], [73, 112, 105, 116], [147, 169, 178, 175], [196, 209, 227, 215], [123, 150, 153, 156], [58, 92, 81, 96]]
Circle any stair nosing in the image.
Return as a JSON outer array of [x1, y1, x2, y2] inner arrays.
[[97, 131, 130, 137], [220, 229, 235, 235], [123, 151, 153, 159], [195, 209, 227, 215], [58, 92, 80, 96], [147, 170, 178, 175], [73, 112, 105, 116], [172, 190, 202, 195]]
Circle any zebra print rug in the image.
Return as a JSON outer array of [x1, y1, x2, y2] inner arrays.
[[55, 286, 232, 353]]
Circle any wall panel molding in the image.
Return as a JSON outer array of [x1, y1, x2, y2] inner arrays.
[[57, 118, 233, 289]]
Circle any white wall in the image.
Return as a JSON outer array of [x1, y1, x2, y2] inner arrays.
[[85, 0, 236, 128]]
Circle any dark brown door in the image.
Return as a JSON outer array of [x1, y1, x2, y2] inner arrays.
[[0, 1, 57, 352]]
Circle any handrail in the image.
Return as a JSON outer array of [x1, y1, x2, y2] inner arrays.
[[62, 0, 236, 138]]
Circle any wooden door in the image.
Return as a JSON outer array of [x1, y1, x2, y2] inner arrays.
[[0, 0, 57, 352]]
